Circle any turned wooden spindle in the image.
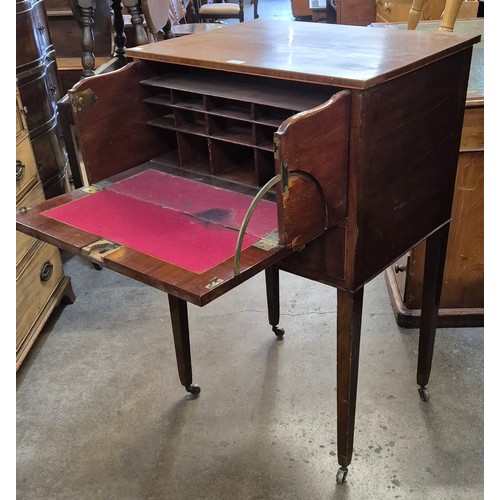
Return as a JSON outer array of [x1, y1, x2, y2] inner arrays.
[[408, 0, 465, 32], [440, 0, 465, 31], [78, 1, 95, 77], [408, 0, 431, 30], [123, 0, 149, 46]]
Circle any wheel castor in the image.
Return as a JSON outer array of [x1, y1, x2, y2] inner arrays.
[[186, 384, 201, 395], [418, 386, 430, 402], [272, 325, 285, 339], [92, 262, 103, 271], [336, 466, 348, 484]]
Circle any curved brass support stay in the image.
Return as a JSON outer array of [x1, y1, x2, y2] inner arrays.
[[233, 174, 283, 276]]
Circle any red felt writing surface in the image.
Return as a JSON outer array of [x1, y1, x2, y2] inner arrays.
[[42, 170, 278, 274]]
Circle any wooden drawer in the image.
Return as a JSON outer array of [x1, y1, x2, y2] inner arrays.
[[16, 241, 64, 350], [17, 180, 46, 266], [16, 133, 39, 199], [376, 0, 416, 23]]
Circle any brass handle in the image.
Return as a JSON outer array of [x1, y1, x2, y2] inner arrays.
[[234, 174, 282, 276], [39, 261, 53, 282], [16, 160, 25, 180]]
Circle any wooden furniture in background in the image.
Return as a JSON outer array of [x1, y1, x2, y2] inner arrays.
[[377, 0, 478, 26], [170, 22, 226, 35], [310, 0, 327, 21], [290, 0, 313, 17], [332, 0, 376, 25], [372, 18, 484, 327], [17, 20, 478, 484], [44, 0, 115, 94], [16, 86, 75, 371], [16, 0, 71, 198], [192, 0, 245, 23]]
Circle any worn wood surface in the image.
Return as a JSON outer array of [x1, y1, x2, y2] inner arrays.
[[126, 20, 479, 89]]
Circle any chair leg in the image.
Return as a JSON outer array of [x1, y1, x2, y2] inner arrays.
[[265, 266, 285, 339], [416, 224, 450, 402], [111, 0, 126, 58], [167, 294, 200, 395], [335, 286, 364, 484]]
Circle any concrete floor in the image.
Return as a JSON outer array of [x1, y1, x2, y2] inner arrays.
[[17, 251, 483, 500], [16, 1, 484, 498]]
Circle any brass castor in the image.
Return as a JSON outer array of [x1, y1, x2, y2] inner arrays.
[[336, 466, 348, 484], [418, 386, 430, 402], [272, 326, 285, 339]]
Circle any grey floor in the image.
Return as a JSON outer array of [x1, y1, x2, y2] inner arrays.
[[17, 252, 484, 500], [16, 1, 484, 499]]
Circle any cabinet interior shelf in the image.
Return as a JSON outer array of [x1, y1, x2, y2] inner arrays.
[[140, 67, 337, 188]]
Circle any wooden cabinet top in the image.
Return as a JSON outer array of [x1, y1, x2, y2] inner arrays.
[[126, 19, 480, 89], [370, 18, 484, 103]]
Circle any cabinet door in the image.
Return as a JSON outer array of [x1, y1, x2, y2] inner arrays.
[[274, 91, 350, 249]]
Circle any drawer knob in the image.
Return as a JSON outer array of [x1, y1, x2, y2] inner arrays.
[[16, 160, 25, 180], [384, 2, 393, 12], [395, 264, 407, 273], [39, 261, 53, 282]]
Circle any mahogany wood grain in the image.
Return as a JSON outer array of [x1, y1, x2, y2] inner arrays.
[[69, 61, 170, 184], [168, 294, 194, 390], [346, 49, 471, 290], [126, 20, 479, 89], [275, 91, 350, 232], [417, 225, 449, 387], [336, 287, 364, 468]]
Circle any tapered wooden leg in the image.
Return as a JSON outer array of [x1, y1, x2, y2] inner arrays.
[[417, 224, 450, 401], [167, 294, 200, 395], [265, 266, 284, 339], [336, 287, 364, 483]]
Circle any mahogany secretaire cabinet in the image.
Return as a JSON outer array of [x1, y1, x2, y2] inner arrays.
[[16, 20, 479, 484]]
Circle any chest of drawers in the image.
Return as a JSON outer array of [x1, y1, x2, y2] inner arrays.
[[16, 86, 75, 370]]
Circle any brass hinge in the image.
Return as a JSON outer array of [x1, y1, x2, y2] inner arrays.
[[81, 239, 122, 264], [68, 88, 97, 112], [280, 161, 289, 193], [253, 230, 279, 251], [82, 184, 104, 194]]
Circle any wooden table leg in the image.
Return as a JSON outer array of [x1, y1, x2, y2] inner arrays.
[[167, 294, 200, 395], [417, 224, 450, 401], [265, 266, 285, 339], [111, 0, 126, 58], [76, 0, 96, 77], [336, 286, 364, 484], [123, 0, 149, 46]]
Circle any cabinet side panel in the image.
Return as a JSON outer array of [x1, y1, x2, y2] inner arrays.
[[71, 61, 172, 184], [349, 49, 472, 288]]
